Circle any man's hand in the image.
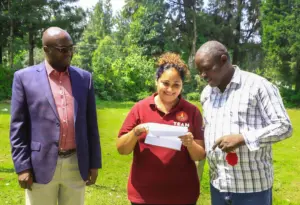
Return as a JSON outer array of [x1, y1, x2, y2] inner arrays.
[[18, 169, 33, 190], [212, 134, 245, 153], [86, 169, 98, 186]]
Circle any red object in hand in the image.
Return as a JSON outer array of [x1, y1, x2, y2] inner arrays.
[[226, 152, 238, 166]]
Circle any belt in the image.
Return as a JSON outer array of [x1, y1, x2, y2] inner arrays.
[[58, 149, 76, 158]]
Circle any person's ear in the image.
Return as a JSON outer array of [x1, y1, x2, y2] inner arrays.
[[43, 46, 50, 53], [220, 54, 228, 65]]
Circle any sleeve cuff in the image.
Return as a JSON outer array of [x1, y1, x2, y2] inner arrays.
[[241, 130, 260, 151]]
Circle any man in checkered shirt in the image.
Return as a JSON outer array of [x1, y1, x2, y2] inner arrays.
[[195, 41, 293, 205]]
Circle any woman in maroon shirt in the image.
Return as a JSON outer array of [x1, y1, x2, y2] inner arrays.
[[117, 52, 206, 205]]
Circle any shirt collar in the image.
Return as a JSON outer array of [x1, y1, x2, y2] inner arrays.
[[149, 93, 184, 112], [211, 65, 241, 92], [230, 65, 241, 85], [45, 60, 69, 76]]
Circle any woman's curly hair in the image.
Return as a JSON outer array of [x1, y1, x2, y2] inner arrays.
[[156, 52, 190, 81]]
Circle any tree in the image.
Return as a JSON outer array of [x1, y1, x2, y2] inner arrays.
[[73, 0, 113, 71], [206, 0, 262, 67], [262, 0, 300, 92], [121, 0, 167, 56]]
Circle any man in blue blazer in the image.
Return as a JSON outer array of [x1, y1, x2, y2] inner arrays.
[[9, 27, 101, 205]]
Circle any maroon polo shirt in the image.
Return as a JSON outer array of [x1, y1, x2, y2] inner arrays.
[[118, 93, 204, 204]]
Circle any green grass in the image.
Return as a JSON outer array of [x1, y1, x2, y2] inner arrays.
[[0, 101, 299, 205]]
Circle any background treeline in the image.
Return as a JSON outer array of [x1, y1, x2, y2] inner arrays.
[[1, 0, 300, 107]]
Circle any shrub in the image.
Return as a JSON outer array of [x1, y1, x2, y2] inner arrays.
[[186, 92, 200, 101], [0, 65, 14, 101], [280, 87, 300, 108], [136, 91, 152, 101]]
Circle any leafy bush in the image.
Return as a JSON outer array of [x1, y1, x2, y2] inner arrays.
[[136, 91, 152, 101], [186, 92, 200, 101], [0, 65, 14, 101], [92, 37, 155, 101], [280, 87, 300, 108]]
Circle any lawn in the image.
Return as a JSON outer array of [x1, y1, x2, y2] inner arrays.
[[0, 101, 299, 205]]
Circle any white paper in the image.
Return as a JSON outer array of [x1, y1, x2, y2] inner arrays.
[[144, 123, 188, 150], [146, 123, 188, 136]]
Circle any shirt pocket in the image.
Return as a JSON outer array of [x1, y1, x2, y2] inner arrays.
[[231, 95, 257, 127]]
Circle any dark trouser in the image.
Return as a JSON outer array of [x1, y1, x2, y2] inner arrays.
[[210, 183, 272, 205]]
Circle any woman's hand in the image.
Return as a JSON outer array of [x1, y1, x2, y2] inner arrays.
[[179, 132, 195, 148], [179, 132, 206, 160], [117, 124, 148, 155], [133, 124, 148, 137]]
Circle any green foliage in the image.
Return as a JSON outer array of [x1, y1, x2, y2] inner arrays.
[[279, 87, 300, 108], [186, 92, 200, 101], [92, 36, 121, 100], [0, 0, 87, 68], [111, 51, 155, 101], [0, 65, 14, 101], [91, 36, 155, 101], [73, 0, 113, 71], [261, 0, 300, 92], [122, 0, 166, 56], [13, 50, 27, 70]]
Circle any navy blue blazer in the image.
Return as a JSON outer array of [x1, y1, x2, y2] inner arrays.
[[10, 62, 101, 184]]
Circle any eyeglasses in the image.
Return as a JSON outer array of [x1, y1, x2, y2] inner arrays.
[[45, 46, 76, 53]]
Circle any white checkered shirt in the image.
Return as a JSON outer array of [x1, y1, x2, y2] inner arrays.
[[201, 66, 293, 193]]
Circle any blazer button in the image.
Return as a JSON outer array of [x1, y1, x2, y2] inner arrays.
[[54, 141, 59, 146], [56, 122, 60, 127]]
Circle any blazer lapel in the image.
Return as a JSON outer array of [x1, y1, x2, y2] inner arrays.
[[36, 62, 60, 120], [69, 66, 80, 123]]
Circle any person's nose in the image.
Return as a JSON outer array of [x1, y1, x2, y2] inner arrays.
[[167, 86, 173, 92]]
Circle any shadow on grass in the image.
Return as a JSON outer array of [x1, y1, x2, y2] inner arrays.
[[93, 184, 126, 193], [0, 167, 15, 173]]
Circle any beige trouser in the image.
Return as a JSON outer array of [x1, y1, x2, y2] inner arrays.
[[25, 153, 86, 205]]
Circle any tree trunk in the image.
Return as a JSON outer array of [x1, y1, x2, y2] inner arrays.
[[28, 25, 34, 66], [8, 0, 14, 69], [188, 3, 197, 69], [0, 46, 2, 64], [232, 0, 242, 65]]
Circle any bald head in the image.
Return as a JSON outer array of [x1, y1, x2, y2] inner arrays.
[[196, 40, 230, 62], [42, 27, 74, 71], [42, 27, 72, 46]]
